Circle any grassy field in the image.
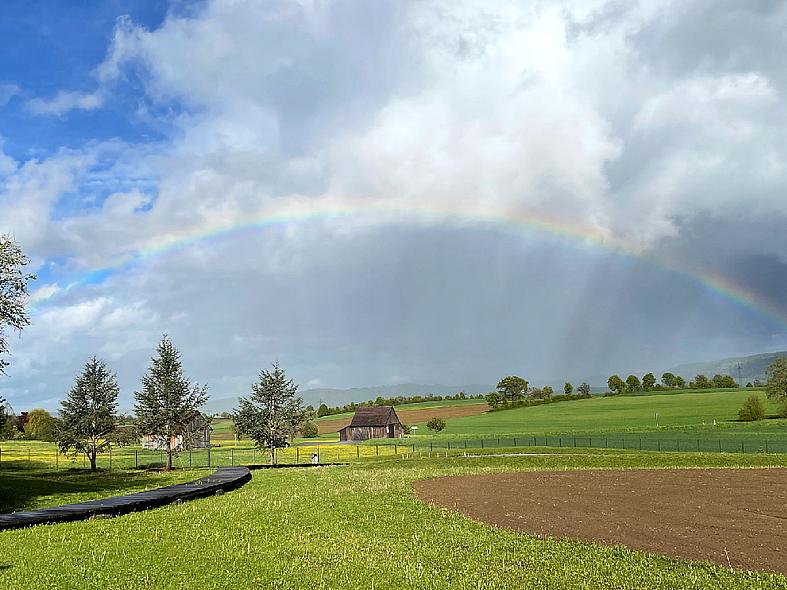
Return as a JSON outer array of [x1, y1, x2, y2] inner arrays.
[[0, 468, 201, 513], [1, 450, 786, 589], [427, 389, 785, 438]]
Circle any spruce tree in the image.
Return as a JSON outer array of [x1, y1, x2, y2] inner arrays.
[[135, 336, 208, 470], [58, 357, 119, 471], [234, 362, 305, 465]]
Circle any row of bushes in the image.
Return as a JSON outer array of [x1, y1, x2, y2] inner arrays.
[[485, 391, 592, 412]]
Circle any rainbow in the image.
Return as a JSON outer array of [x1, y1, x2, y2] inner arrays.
[[28, 197, 787, 329]]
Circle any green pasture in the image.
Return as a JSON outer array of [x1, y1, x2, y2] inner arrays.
[[419, 389, 785, 438], [1, 450, 786, 589]]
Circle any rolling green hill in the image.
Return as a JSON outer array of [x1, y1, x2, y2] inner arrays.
[[410, 389, 786, 441]]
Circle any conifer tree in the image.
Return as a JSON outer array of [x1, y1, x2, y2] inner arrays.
[[135, 336, 208, 471], [234, 362, 305, 465], [58, 357, 119, 471]]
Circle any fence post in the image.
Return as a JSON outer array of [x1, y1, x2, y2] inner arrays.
[[28, 449, 31, 463], [697, 439, 700, 452], [497, 438, 500, 447], [55, 450, 58, 470], [605, 438, 608, 448], [376, 445, 379, 456], [464, 440, 467, 449], [741, 440, 745, 454], [395, 444, 398, 454], [446, 442, 450, 451], [657, 439, 661, 451], [559, 438, 562, 448], [0, 447, 2, 468], [208, 446, 211, 468], [109, 446, 112, 470], [189, 449, 192, 467], [231, 448, 234, 466], [766, 440, 769, 453], [481, 439, 484, 449], [718, 439, 722, 453], [135, 449, 138, 469], [574, 437, 577, 448]]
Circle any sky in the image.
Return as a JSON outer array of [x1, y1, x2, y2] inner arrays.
[[2, 0, 787, 410]]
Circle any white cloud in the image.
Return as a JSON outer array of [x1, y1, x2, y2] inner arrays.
[[26, 90, 104, 116]]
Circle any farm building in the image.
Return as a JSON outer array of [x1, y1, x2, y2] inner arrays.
[[141, 414, 212, 451], [338, 406, 404, 441]]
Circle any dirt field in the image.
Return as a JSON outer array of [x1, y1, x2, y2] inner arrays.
[[415, 468, 787, 575], [316, 403, 488, 435]]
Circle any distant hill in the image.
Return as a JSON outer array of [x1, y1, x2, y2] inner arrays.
[[202, 383, 494, 415], [669, 351, 787, 384]]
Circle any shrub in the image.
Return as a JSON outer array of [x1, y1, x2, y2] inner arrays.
[[738, 395, 766, 421], [300, 422, 319, 438], [402, 424, 412, 435], [426, 417, 446, 432]]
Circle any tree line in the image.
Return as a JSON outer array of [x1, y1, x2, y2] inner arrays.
[[606, 372, 738, 395]]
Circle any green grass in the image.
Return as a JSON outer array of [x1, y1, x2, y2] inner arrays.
[[423, 389, 785, 438], [1, 450, 786, 589], [0, 468, 201, 513]]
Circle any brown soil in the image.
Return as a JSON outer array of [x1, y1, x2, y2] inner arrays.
[[316, 403, 488, 435], [415, 468, 787, 575]]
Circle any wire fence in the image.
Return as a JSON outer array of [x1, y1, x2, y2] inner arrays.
[[1, 434, 785, 471]]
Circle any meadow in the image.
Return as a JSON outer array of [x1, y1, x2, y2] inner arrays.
[[1, 450, 786, 589], [415, 389, 786, 441]]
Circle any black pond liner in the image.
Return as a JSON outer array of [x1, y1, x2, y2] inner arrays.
[[0, 466, 252, 531]]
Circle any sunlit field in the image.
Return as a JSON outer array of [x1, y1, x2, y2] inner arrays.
[[2, 450, 787, 589]]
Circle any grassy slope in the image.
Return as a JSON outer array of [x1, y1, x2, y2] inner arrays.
[[0, 451, 786, 589], [434, 389, 785, 438], [0, 468, 201, 513]]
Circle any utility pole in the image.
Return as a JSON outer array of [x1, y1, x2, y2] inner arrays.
[[737, 363, 743, 388]]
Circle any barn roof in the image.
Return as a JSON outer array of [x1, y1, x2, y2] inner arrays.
[[345, 406, 401, 428]]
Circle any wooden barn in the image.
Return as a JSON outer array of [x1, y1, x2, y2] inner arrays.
[[141, 414, 212, 451], [338, 406, 404, 442]]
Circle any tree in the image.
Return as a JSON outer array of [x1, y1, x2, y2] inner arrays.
[[485, 392, 503, 409], [135, 337, 208, 471], [0, 236, 36, 375], [661, 372, 677, 388], [642, 373, 656, 392], [607, 375, 625, 395], [24, 408, 57, 441], [711, 374, 725, 388], [426, 417, 446, 432], [765, 357, 787, 417], [738, 395, 766, 421], [316, 403, 330, 418], [564, 382, 573, 396], [691, 374, 711, 389], [496, 376, 528, 402], [625, 375, 641, 393], [58, 357, 120, 470], [577, 382, 591, 398], [542, 385, 554, 400], [234, 362, 305, 465], [675, 375, 686, 389], [720, 375, 737, 388], [300, 422, 319, 438]]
